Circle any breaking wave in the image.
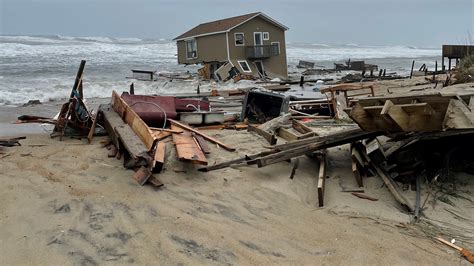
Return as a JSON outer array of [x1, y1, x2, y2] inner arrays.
[[0, 34, 441, 106]]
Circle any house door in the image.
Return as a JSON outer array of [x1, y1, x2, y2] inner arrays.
[[254, 61, 266, 78], [254, 32, 263, 57]]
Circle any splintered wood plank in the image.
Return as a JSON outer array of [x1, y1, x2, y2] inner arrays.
[[154, 141, 166, 164], [171, 125, 207, 165], [169, 119, 235, 151], [317, 153, 327, 207], [443, 99, 474, 129], [111, 90, 155, 150], [193, 133, 210, 154], [87, 108, 100, 144], [152, 131, 172, 141]]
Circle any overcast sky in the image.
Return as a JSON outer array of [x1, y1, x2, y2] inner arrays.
[[0, 0, 472, 47]]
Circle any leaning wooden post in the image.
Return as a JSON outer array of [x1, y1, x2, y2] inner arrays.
[[409, 60, 415, 79]]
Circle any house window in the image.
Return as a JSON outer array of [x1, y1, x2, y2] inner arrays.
[[186, 39, 197, 59], [271, 42, 280, 55], [263, 32, 269, 40], [237, 60, 252, 73], [234, 33, 244, 46]]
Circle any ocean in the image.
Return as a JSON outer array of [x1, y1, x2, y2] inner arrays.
[[0, 35, 441, 106]]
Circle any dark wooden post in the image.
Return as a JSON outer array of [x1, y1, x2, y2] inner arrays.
[[70, 60, 86, 98], [383, 69, 386, 76], [299, 76, 304, 86], [433, 61, 437, 81], [78, 80, 83, 99], [448, 58, 451, 71], [130, 83, 134, 95], [409, 60, 415, 79]]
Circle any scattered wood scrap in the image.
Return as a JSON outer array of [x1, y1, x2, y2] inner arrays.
[[351, 192, 378, 201], [169, 119, 235, 152], [171, 124, 207, 165]]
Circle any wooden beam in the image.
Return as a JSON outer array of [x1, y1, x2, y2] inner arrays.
[[87, 108, 100, 144], [372, 163, 413, 212], [277, 127, 299, 142], [169, 119, 236, 151], [149, 127, 184, 134], [171, 125, 207, 165], [317, 153, 327, 207], [111, 91, 155, 150], [257, 130, 381, 168], [292, 119, 315, 134], [381, 100, 410, 131], [348, 103, 378, 131]]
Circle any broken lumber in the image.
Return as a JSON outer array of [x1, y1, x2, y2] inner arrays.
[[371, 163, 413, 212], [258, 113, 291, 134], [257, 130, 382, 168], [169, 119, 235, 151], [171, 125, 207, 165]]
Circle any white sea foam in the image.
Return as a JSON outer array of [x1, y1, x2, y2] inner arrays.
[[0, 35, 442, 106]]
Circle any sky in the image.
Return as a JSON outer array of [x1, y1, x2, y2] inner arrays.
[[0, 0, 473, 47]]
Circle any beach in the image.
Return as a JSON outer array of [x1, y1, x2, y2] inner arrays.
[[1, 76, 473, 264]]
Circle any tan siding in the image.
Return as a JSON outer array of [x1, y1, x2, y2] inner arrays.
[[229, 16, 288, 78], [177, 34, 228, 64]]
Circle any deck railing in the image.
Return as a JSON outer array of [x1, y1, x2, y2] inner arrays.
[[245, 44, 280, 59]]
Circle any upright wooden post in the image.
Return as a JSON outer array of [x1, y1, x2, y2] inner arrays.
[[433, 61, 437, 81], [70, 60, 86, 98], [448, 58, 451, 71], [299, 76, 304, 86], [78, 80, 83, 99], [409, 60, 415, 79], [130, 83, 135, 95]]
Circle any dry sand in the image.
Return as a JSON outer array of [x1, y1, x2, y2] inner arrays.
[[1, 78, 473, 264]]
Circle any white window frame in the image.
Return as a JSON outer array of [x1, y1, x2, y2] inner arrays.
[[234, 32, 245, 46], [237, 60, 252, 73], [271, 41, 280, 54], [185, 38, 198, 60], [263, 32, 270, 41]]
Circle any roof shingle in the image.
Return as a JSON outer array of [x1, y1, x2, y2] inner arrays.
[[173, 12, 260, 40]]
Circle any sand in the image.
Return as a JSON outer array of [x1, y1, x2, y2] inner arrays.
[[1, 78, 473, 264]]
